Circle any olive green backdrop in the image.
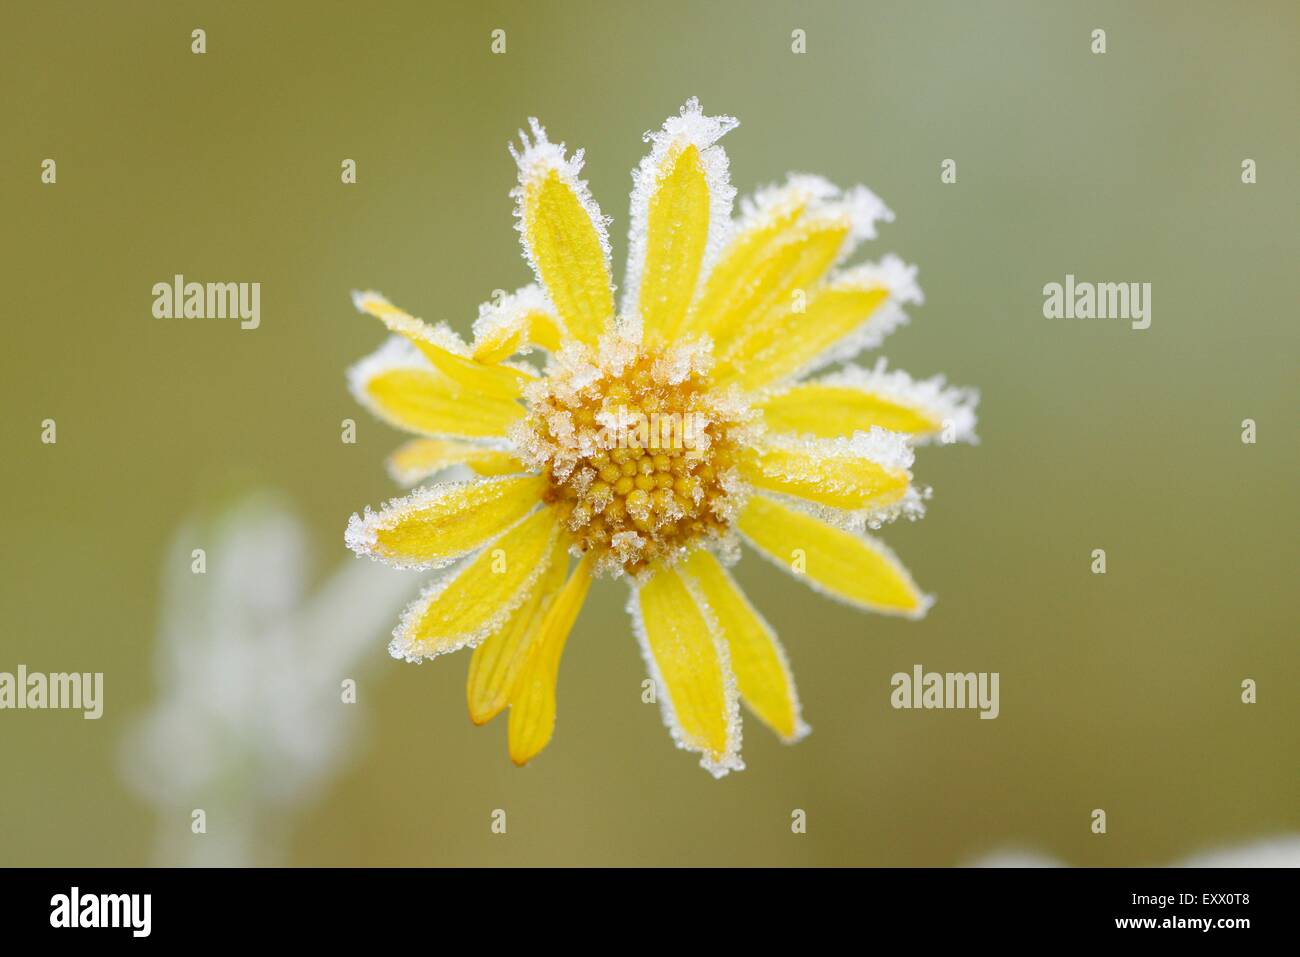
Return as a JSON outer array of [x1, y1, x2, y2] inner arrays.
[[2, 0, 1296, 866]]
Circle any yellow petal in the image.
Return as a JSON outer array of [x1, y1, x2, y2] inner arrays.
[[760, 384, 936, 437], [720, 286, 884, 391], [718, 255, 922, 392], [693, 219, 849, 352], [346, 474, 546, 570], [677, 181, 811, 341], [470, 284, 565, 362], [757, 360, 979, 445], [347, 338, 524, 439], [636, 144, 710, 340], [680, 176, 890, 349], [508, 553, 594, 766], [739, 431, 913, 512], [627, 99, 737, 343], [387, 438, 526, 487], [522, 311, 564, 353], [511, 121, 614, 345], [680, 549, 806, 742], [467, 534, 570, 725], [390, 505, 562, 661], [634, 563, 743, 776], [737, 494, 930, 618], [352, 290, 531, 400]]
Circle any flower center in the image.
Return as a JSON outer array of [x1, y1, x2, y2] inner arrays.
[[514, 337, 751, 577]]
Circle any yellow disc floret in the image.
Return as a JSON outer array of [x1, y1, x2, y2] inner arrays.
[[513, 336, 752, 576]]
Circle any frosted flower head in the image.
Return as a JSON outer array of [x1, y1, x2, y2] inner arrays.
[[344, 98, 978, 777], [511, 333, 755, 578]]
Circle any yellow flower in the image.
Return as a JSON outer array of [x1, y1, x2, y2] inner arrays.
[[344, 99, 977, 776]]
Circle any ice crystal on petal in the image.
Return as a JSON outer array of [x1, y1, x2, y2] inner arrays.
[[771, 255, 923, 383], [757, 426, 916, 480], [471, 283, 556, 356], [678, 565, 811, 743], [738, 514, 935, 621], [652, 334, 713, 385], [762, 484, 928, 536], [350, 290, 472, 356], [736, 173, 840, 227], [626, 582, 745, 778], [388, 516, 558, 662], [745, 427, 924, 531], [346, 335, 427, 397], [836, 184, 895, 245], [814, 358, 980, 446], [509, 118, 613, 296], [623, 97, 739, 331], [734, 173, 893, 261], [849, 254, 924, 307], [344, 477, 529, 571], [704, 532, 744, 567]]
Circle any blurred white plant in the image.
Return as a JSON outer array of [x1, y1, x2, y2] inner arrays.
[[1177, 836, 1300, 868], [969, 835, 1300, 868], [120, 493, 416, 866]]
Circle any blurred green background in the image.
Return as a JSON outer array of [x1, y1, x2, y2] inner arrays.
[[2, 0, 1296, 866]]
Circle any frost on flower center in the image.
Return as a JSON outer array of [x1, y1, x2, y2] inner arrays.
[[513, 337, 750, 577]]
